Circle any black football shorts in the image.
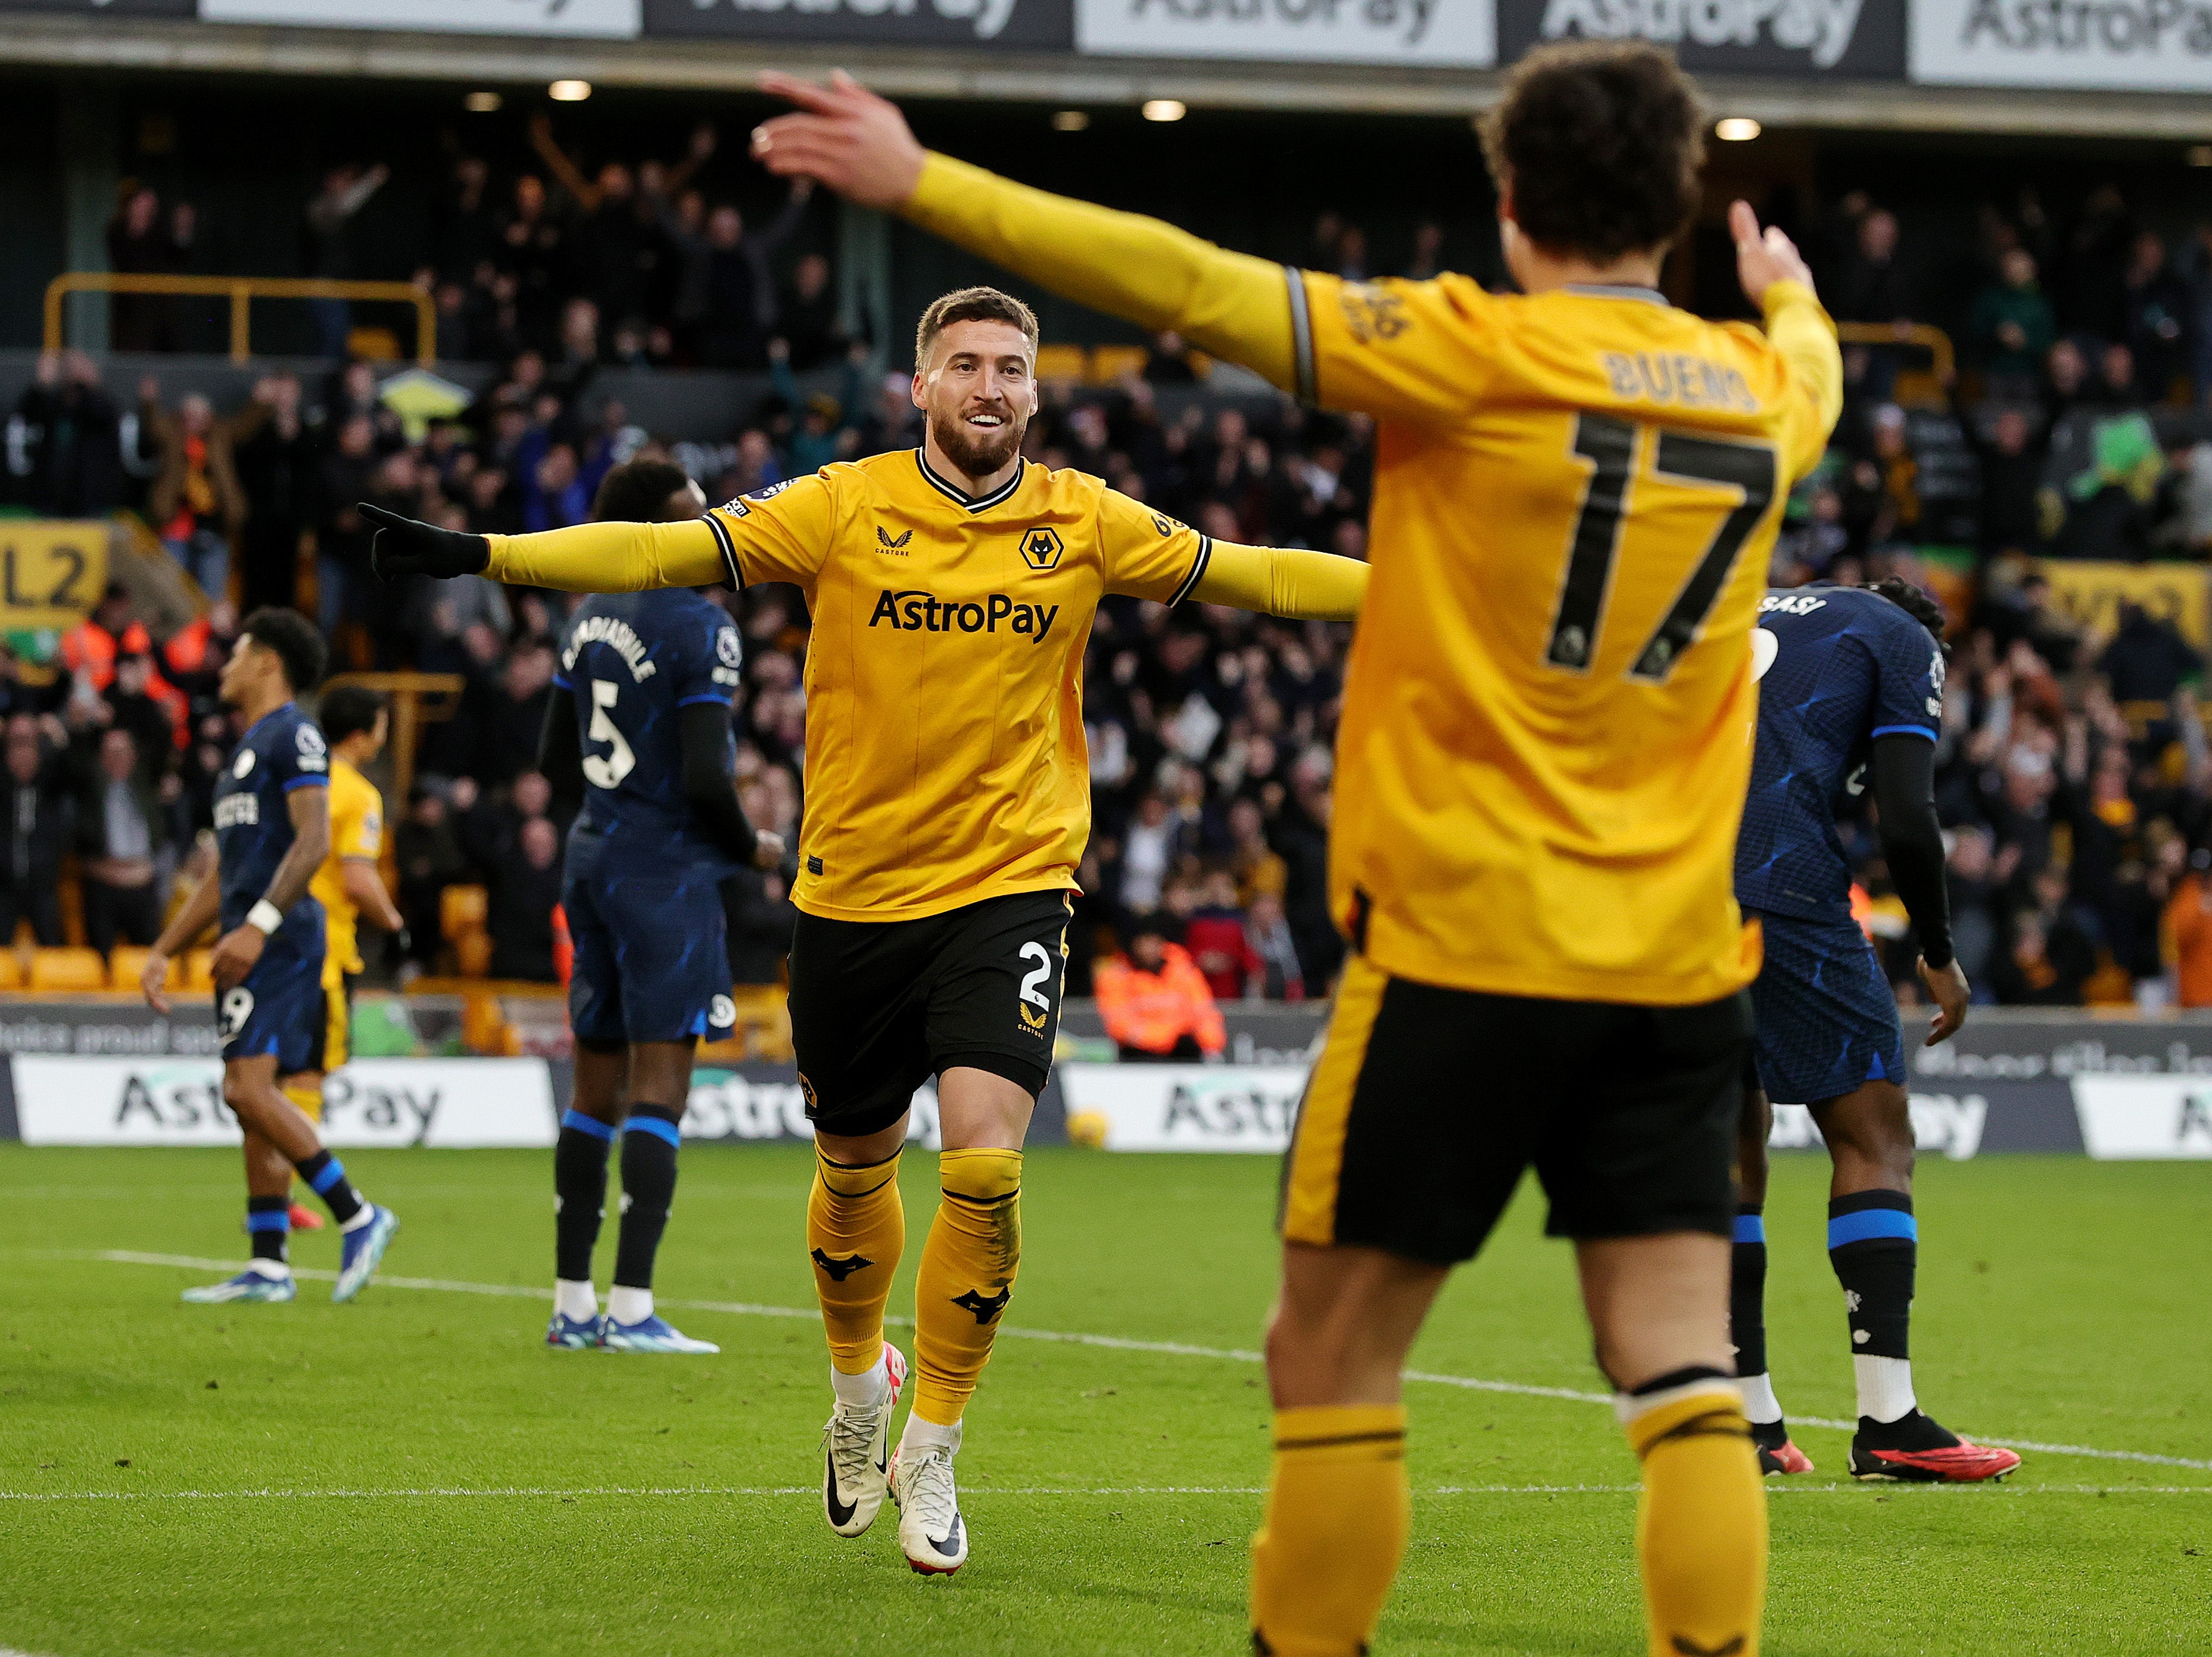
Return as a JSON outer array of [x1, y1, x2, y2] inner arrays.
[[1280, 957, 1751, 1264], [789, 888, 1073, 1139]]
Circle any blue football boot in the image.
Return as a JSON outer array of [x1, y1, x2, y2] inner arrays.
[[332, 1205, 399, 1303]]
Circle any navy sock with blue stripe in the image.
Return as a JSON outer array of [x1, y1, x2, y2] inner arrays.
[[247, 1195, 290, 1266], [1830, 1190, 1918, 1421], [293, 1150, 364, 1227], [613, 1105, 682, 1294], [554, 1110, 616, 1284], [1729, 1204, 1769, 1379]]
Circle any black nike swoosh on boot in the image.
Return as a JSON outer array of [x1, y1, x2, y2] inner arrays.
[[824, 1454, 858, 1528], [928, 1513, 964, 1556]]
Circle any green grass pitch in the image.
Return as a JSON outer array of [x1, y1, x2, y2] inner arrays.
[[1, 1144, 2207, 1655]]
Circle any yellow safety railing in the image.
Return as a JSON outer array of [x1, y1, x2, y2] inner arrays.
[[43, 273, 436, 365], [1835, 321, 1955, 394]]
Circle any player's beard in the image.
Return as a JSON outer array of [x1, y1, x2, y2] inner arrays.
[[929, 403, 1026, 482]]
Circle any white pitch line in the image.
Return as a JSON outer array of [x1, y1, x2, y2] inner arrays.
[[80, 1251, 2212, 1474], [5, 1481, 2210, 1504]]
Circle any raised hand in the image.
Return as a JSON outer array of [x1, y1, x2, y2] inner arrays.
[[1730, 200, 1815, 309], [751, 71, 927, 212], [361, 502, 491, 581]]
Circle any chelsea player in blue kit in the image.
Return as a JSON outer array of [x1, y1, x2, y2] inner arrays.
[[538, 460, 783, 1354], [1734, 578, 2018, 1483], [144, 609, 399, 1304]]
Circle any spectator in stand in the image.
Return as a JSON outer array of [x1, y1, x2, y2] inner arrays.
[[1833, 207, 1914, 324], [1968, 248, 2057, 395], [777, 251, 845, 370], [303, 163, 390, 358], [724, 858, 798, 989], [395, 783, 468, 970], [11, 351, 123, 517], [106, 647, 185, 785], [1183, 870, 1258, 1001], [464, 640, 558, 787], [488, 812, 563, 981], [2119, 231, 2192, 403], [699, 182, 812, 369], [230, 375, 317, 614], [1944, 825, 2000, 995], [1093, 917, 1226, 1062], [107, 185, 194, 353], [1244, 890, 1304, 1001], [0, 714, 69, 946], [315, 412, 379, 636], [141, 379, 256, 602], [1119, 791, 1179, 914], [71, 724, 167, 954]]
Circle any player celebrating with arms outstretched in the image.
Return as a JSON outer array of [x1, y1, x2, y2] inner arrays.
[[145, 609, 398, 1304], [363, 287, 1366, 1575], [743, 45, 1837, 1657]]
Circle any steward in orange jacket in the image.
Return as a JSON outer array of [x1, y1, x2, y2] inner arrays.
[[1093, 921, 1227, 1063]]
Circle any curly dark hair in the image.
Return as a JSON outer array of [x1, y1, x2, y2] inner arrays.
[[1478, 42, 1707, 266], [317, 683, 387, 747], [1864, 577, 1951, 654], [239, 606, 327, 696], [593, 457, 696, 524]]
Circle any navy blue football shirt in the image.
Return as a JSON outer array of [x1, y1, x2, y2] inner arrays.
[[210, 701, 329, 936], [1734, 585, 1945, 925], [556, 588, 743, 870]]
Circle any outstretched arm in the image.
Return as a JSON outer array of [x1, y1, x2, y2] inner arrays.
[[752, 73, 1298, 393], [363, 504, 727, 592], [1185, 542, 1366, 622]]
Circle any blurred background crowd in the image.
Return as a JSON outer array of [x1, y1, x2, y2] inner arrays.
[[13, 126, 2212, 1016]]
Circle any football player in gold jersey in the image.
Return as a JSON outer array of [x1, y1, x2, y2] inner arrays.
[[362, 285, 1366, 1575], [750, 41, 1840, 1656]]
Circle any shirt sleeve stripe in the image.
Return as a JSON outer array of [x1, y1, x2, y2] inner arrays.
[[678, 693, 734, 707], [703, 510, 744, 588], [1870, 724, 1939, 741], [1169, 535, 1214, 608], [550, 673, 570, 690], [1284, 266, 1316, 406], [282, 774, 329, 791]]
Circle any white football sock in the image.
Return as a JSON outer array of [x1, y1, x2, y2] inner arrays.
[[1855, 1356, 1917, 1424], [606, 1285, 653, 1326], [339, 1205, 375, 1233], [244, 1259, 291, 1281], [554, 1279, 598, 1322], [1739, 1372, 1784, 1426], [831, 1351, 890, 1411], [899, 1408, 962, 1460]]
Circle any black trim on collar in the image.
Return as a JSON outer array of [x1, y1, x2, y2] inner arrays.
[[702, 510, 744, 588], [1285, 267, 1316, 406], [1169, 535, 1214, 608], [1562, 283, 1670, 306], [915, 449, 1025, 513]]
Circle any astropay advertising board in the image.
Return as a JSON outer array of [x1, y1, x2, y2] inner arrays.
[[11, 1057, 557, 1148], [199, 0, 642, 35], [1911, 0, 2212, 89], [1076, 0, 1495, 65]]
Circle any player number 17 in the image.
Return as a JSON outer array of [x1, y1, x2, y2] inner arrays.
[[1543, 414, 1778, 683]]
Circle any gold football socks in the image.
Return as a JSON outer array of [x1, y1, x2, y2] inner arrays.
[[1622, 1372, 1767, 1657], [1249, 1403, 1410, 1656], [908, 1147, 1022, 1429], [807, 1148, 905, 1375]]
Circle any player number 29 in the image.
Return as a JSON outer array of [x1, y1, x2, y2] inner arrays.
[[1544, 414, 1778, 683], [581, 680, 637, 789]]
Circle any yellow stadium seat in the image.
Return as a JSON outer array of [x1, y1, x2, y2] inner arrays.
[[454, 930, 493, 979], [0, 952, 23, 990], [1034, 345, 1087, 384], [1088, 345, 1149, 384], [29, 947, 107, 992], [347, 326, 401, 362], [183, 950, 216, 992], [441, 884, 488, 941], [109, 946, 179, 992]]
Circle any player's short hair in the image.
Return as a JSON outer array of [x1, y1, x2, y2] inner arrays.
[[239, 606, 327, 696], [915, 286, 1039, 370], [593, 457, 696, 524], [1479, 41, 1707, 265], [1864, 578, 1951, 653], [319, 683, 387, 746]]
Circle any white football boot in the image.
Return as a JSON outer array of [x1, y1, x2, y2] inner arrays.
[[821, 1342, 908, 1537], [889, 1435, 968, 1575]]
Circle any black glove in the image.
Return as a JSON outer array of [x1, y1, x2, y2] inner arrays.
[[362, 502, 491, 581]]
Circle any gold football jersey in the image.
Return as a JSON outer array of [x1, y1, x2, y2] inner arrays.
[[309, 756, 384, 985], [705, 448, 1211, 923], [1299, 273, 1840, 1005]]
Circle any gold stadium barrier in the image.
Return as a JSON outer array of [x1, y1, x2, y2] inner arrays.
[[43, 273, 436, 365], [1834, 322, 1955, 407]]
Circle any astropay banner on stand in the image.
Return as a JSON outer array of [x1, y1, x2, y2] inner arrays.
[[10, 1057, 557, 1148], [1911, 0, 2212, 89], [1074, 0, 1495, 64], [199, 0, 643, 35]]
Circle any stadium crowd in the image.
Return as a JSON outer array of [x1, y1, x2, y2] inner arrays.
[[13, 176, 2212, 1010]]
